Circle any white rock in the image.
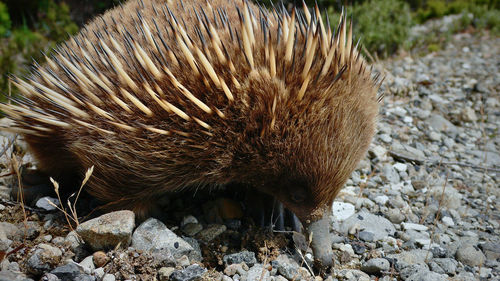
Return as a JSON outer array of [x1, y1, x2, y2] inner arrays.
[[331, 202, 355, 222], [35, 197, 59, 211], [393, 163, 408, 172], [402, 223, 428, 231], [442, 216, 454, 227], [374, 195, 389, 205]]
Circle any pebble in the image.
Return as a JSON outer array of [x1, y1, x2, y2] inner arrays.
[[339, 210, 396, 241], [169, 264, 206, 281], [196, 224, 226, 242], [76, 210, 135, 251], [455, 244, 486, 267], [223, 251, 257, 267], [26, 244, 62, 275], [331, 202, 355, 221], [35, 196, 59, 211], [131, 218, 195, 260], [360, 258, 390, 274]]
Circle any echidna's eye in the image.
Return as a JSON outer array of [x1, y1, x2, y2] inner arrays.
[[290, 187, 307, 203]]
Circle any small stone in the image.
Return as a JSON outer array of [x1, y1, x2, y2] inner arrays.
[[50, 263, 92, 281], [335, 269, 370, 281], [224, 263, 248, 276], [393, 163, 407, 172], [359, 231, 375, 242], [181, 223, 203, 236], [406, 271, 447, 281], [369, 145, 387, 161], [93, 251, 108, 268], [331, 202, 355, 222], [196, 224, 226, 242], [76, 210, 135, 251], [102, 274, 116, 281], [79, 256, 95, 274], [247, 264, 269, 280], [386, 209, 405, 224], [35, 196, 59, 211], [132, 218, 195, 259], [441, 216, 454, 227], [223, 251, 257, 267], [271, 255, 300, 280], [0, 270, 31, 281], [339, 210, 396, 241], [461, 107, 477, 122], [374, 195, 389, 205], [361, 258, 390, 274], [432, 258, 457, 275], [170, 264, 206, 281], [381, 164, 400, 184], [402, 222, 428, 231], [158, 267, 175, 281], [428, 131, 442, 141], [181, 215, 198, 226], [26, 244, 62, 275], [456, 244, 485, 267]]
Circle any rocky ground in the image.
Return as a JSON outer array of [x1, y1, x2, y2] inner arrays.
[[0, 30, 499, 280]]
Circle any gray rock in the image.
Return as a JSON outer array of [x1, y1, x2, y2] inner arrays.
[[381, 164, 400, 184], [132, 218, 195, 260], [431, 258, 457, 275], [339, 210, 396, 241], [170, 264, 206, 281], [26, 244, 62, 275], [455, 244, 485, 267], [181, 223, 203, 236], [50, 263, 96, 281], [335, 269, 370, 281], [480, 242, 500, 260], [271, 254, 300, 280], [428, 114, 458, 135], [224, 263, 248, 276], [196, 224, 226, 242], [386, 208, 405, 224], [158, 267, 175, 281], [102, 274, 115, 281], [361, 258, 390, 274], [246, 264, 270, 281], [76, 210, 135, 251], [35, 196, 59, 211], [386, 249, 433, 269], [223, 251, 257, 267], [406, 271, 447, 281], [399, 264, 429, 280], [0, 270, 32, 281]]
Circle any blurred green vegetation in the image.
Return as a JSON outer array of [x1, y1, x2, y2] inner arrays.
[[0, 0, 499, 99]]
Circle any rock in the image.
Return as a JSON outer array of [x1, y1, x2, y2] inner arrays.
[[431, 258, 457, 275], [479, 242, 500, 260], [460, 108, 477, 122], [369, 145, 387, 161], [399, 264, 429, 280], [339, 210, 396, 241], [406, 271, 447, 281], [361, 258, 390, 274], [441, 216, 454, 227], [92, 251, 108, 268], [50, 263, 96, 281], [170, 264, 206, 281], [386, 208, 405, 224], [0, 270, 32, 281], [428, 114, 458, 135], [132, 218, 195, 260], [76, 210, 135, 251], [386, 249, 433, 268], [196, 224, 226, 242], [271, 255, 300, 280], [246, 264, 270, 280], [181, 223, 203, 236], [158, 267, 175, 281], [381, 164, 400, 184], [224, 263, 248, 276], [79, 256, 95, 274], [402, 223, 428, 231], [331, 202, 355, 222], [26, 244, 62, 275], [102, 274, 115, 281], [335, 269, 370, 281], [35, 196, 59, 211], [374, 195, 389, 205], [223, 251, 257, 267], [455, 244, 485, 267]]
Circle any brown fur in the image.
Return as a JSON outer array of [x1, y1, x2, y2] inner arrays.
[[3, 0, 379, 222]]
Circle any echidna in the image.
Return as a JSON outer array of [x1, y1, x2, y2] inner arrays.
[[1, 0, 381, 266]]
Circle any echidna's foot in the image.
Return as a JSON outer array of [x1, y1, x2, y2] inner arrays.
[[10, 167, 54, 206], [245, 191, 302, 232], [306, 216, 334, 267]]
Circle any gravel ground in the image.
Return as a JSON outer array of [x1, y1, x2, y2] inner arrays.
[[0, 30, 498, 281]]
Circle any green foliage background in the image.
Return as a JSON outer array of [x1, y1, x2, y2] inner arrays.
[[0, 0, 499, 99]]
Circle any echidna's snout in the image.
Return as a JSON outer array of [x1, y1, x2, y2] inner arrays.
[[303, 208, 334, 267]]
